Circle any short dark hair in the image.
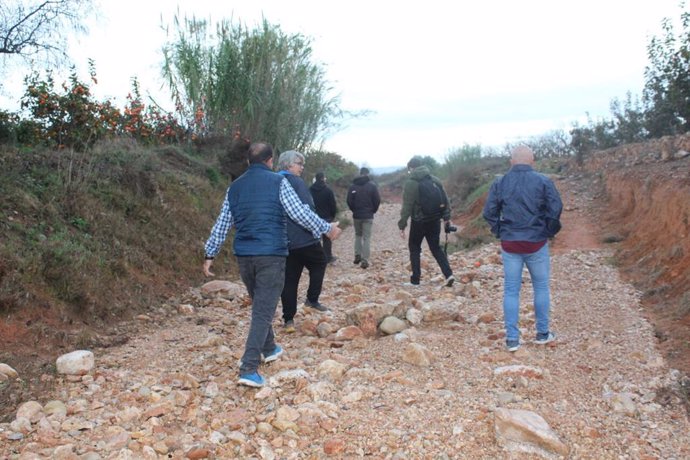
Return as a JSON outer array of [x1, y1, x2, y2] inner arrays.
[[315, 172, 325, 182], [359, 167, 369, 176], [407, 156, 423, 169], [248, 142, 274, 164]]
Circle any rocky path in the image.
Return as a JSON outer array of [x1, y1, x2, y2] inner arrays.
[[1, 175, 690, 459]]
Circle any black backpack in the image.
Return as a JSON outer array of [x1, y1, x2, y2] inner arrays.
[[417, 176, 446, 220]]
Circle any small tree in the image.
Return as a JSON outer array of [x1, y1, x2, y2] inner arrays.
[[442, 144, 481, 178], [162, 15, 343, 152], [643, 5, 690, 137], [609, 93, 648, 144], [0, 0, 95, 65]]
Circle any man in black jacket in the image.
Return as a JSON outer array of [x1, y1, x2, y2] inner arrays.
[[346, 167, 380, 269], [310, 172, 338, 263]]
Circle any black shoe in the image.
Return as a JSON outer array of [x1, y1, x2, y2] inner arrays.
[[328, 256, 338, 264], [304, 299, 329, 312], [360, 260, 369, 269], [353, 255, 361, 264]]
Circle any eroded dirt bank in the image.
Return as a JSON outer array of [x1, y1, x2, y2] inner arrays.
[[582, 134, 690, 374]]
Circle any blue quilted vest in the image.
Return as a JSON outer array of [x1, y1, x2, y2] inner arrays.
[[227, 163, 288, 256]]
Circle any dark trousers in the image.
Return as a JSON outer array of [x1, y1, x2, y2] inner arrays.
[[321, 235, 333, 261], [237, 256, 285, 374], [281, 243, 328, 322], [408, 219, 453, 284]]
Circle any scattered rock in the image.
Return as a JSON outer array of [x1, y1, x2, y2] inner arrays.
[[55, 350, 94, 376], [494, 408, 569, 457]]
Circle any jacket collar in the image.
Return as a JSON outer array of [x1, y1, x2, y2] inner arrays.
[[510, 164, 534, 172]]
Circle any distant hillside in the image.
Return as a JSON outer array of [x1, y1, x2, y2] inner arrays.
[[371, 165, 404, 175]]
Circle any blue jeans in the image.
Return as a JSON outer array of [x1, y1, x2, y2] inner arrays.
[[237, 256, 286, 374], [501, 244, 551, 342]]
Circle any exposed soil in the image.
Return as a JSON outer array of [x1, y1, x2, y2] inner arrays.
[[578, 135, 690, 376], [2, 188, 690, 458], [0, 136, 689, 457]]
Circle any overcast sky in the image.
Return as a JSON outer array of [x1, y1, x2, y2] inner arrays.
[[1, 0, 684, 167]]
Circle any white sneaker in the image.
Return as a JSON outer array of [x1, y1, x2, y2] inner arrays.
[[506, 340, 520, 352], [444, 275, 455, 287], [534, 332, 556, 345], [402, 282, 420, 287]]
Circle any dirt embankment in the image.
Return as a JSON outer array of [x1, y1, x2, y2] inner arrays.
[[582, 134, 690, 373]]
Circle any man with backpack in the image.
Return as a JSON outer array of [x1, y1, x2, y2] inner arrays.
[[398, 156, 455, 287]]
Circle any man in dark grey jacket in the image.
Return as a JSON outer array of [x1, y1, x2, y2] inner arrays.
[[482, 145, 563, 352], [310, 172, 338, 264], [346, 167, 380, 269], [277, 151, 332, 333]]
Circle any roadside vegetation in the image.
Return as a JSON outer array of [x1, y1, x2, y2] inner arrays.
[[0, 3, 688, 343]]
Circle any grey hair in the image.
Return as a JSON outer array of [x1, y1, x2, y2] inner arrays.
[[277, 150, 305, 170]]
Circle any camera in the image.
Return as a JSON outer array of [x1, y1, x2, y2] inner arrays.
[[444, 221, 458, 233]]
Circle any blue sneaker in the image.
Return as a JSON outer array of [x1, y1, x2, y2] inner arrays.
[[506, 340, 520, 352], [535, 332, 556, 345], [238, 372, 265, 388], [263, 345, 284, 363], [238, 344, 284, 367]]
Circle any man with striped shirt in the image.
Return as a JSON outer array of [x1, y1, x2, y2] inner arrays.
[[203, 142, 341, 387]]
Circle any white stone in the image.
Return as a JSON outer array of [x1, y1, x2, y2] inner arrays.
[[379, 316, 408, 335], [56, 350, 95, 375], [16, 401, 43, 422], [495, 408, 569, 457], [0, 363, 19, 379]]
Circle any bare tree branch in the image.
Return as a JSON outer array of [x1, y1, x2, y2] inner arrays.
[[0, 0, 95, 65]]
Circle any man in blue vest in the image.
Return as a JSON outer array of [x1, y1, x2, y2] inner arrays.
[[203, 142, 342, 388]]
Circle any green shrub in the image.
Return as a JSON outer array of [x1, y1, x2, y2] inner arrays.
[[206, 167, 222, 186], [40, 236, 93, 308], [0, 111, 18, 145]]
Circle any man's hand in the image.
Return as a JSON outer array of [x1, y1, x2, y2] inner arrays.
[[203, 259, 215, 277], [326, 222, 342, 240], [400, 229, 405, 239]]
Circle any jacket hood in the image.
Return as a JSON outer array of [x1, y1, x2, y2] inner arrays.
[[352, 175, 370, 186], [410, 165, 431, 180], [310, 180, 327, 191]]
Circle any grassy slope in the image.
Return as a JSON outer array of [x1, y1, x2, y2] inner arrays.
[[0, 139, 237, 338]]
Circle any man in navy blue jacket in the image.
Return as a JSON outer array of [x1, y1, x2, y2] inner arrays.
[[482, 146, 563, 352], [310, 172, 338, 264], [203, 143, 341, 387]]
